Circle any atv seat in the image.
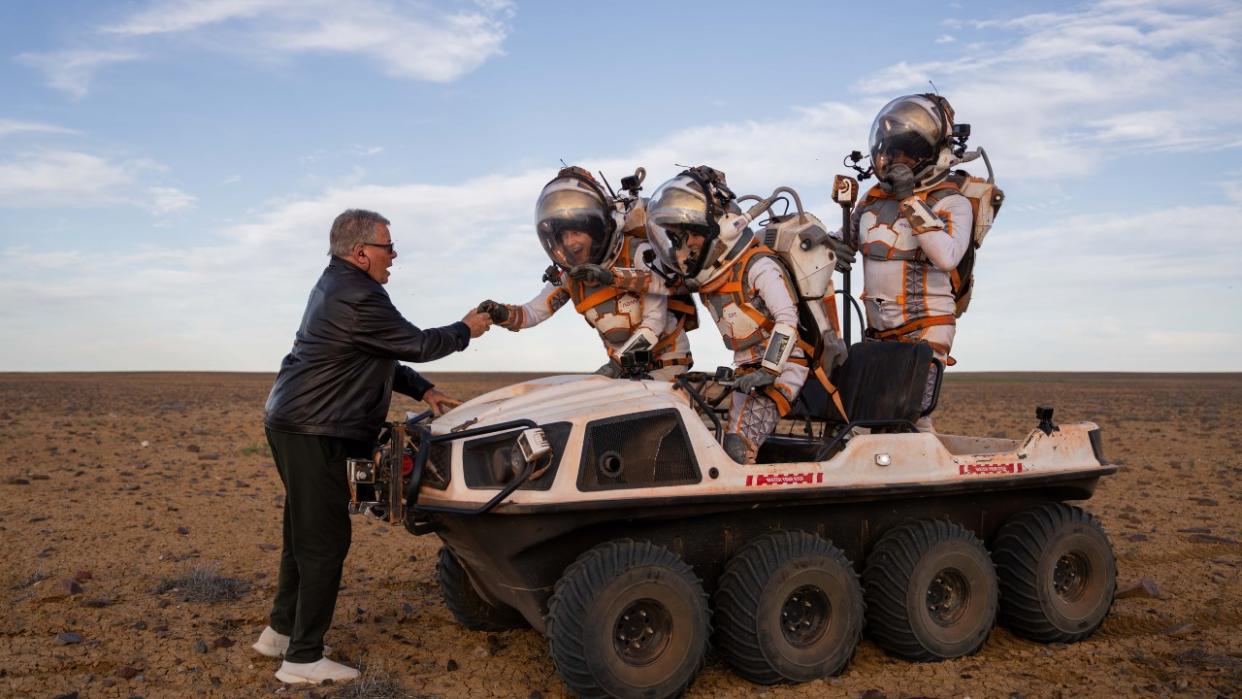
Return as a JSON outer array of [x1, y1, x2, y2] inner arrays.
[[793, 341, 942, 426]]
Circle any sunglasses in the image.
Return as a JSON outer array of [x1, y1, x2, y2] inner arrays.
[[361, 241, 396, 254]]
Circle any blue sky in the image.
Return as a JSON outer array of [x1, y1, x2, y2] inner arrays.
[[1, 0, 1240, 373]]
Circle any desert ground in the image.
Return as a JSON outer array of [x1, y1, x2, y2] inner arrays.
[[1, 371, 1239, 699]]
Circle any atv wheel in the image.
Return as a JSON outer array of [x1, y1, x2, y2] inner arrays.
[[993, 503, 1115, 643], [714, 531, 864, 684], [863, 519, 997, 661], [435, 547, 527, 631], [547, 539, 710, 699]]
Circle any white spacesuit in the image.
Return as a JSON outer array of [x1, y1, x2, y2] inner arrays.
[[643, 167, 813, 463], [849, 94, 975, 430], [481, 166, 694, 380]]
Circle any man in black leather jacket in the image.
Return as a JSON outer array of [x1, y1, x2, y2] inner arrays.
[[254, 209, 492, 686]]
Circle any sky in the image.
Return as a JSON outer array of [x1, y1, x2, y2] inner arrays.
[[1, 0, 1240, 374]]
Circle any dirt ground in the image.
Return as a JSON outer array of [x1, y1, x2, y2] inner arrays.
[[1, 371, 1240, 699]]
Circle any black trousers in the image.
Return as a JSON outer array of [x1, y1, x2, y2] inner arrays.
[[264, 428, 370, 663]]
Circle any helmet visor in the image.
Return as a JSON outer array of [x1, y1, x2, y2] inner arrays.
[[646, 178, 712, 277], [535, 187, 611, 268], [869, 96, 944, 179]]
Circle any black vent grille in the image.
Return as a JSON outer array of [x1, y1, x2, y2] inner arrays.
[[422, 441, 453, 490], [578, 409, 700, 491]]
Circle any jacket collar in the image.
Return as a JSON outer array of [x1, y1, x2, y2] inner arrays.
[[330, 255, 373, 278]]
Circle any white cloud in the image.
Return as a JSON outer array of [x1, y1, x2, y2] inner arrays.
[[146, 186, 197, 214], [853, 1, 1242, 178], [0, 149, 194, 213], [0, 119, 80, 140], [0, 150, 133, 204], [102, 0, 288, 35], [15, 49, 142, 98], [935, 34, 956, 44], [32, 0, 515, 95]]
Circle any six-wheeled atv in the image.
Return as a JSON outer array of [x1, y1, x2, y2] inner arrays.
[[346, 342, 1116, 698]]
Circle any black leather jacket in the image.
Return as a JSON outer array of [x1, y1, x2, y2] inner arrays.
[[264, 257, 470, 441]]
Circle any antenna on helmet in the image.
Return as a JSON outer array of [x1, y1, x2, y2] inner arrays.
[[597, 170, 617, 199]]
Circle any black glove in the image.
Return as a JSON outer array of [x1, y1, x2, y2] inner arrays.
[[821, 330, 848, 371], [735, 370, 776, 394], [568, 264, 614, 286], [825, 234, 856, 273], [476, 300, 509, 324], [885, 163, 916, 201], [593, 361, 622, 379]]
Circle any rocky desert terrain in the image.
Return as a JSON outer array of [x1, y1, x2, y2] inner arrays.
[[1, 371, 1239, 699]]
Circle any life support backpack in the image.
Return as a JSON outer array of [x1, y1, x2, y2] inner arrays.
[[924, 171, 1004, 317], [755, 212, 843, 358]]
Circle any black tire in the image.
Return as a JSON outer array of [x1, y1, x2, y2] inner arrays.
[[863, 519, 997, 662], [435, 547, 527, 631], [714, 531, 864, 684], [993, 503, 1116, 643], [547, 540, 710, 699]]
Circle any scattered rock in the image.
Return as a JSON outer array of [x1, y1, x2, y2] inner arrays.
[[176, 527, 190, 535], [861, 690, 887, 699], [1126, 533, 1149, 542], [73, 570, 93, 583], [6, 477, 30, 485], [1190, 497, 1218, 506], [117, 665, 140, 679], [446, 658, 458, 672], [56, 578, 84, 596], [529, 692, 543, 699], [187, 444, 201, 453], [133, 620, 148, 630], [1177, 526, 1211, 534], [1116, 578, 1161, 600], [1161, 621, 1193, 635], [52, 692, 79, 699], [199, 453, 220, 461], [82, 598, 114, 608], [258, 543, 278, 551], [1189, 533, 1238, 545], [192, 639, 209, 654], [211, 635, 234, 648], [54, 632, 83, 645], [102, 678, 116, 688], [486, 634, 506, 656]]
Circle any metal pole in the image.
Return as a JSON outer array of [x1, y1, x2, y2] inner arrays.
[[832, 175, 859, 345]]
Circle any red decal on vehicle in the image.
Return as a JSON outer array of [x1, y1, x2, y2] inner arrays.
[[746, 472, 824, 487], [958, 462, 1024, 476]]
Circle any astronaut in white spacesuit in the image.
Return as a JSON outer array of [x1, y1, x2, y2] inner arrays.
[[841, 94, 976, 431], [479, 166, 694, 380]]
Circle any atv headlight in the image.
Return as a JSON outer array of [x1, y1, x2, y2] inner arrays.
[[461, 423, 571, 491], [464, 434, 524, 486]]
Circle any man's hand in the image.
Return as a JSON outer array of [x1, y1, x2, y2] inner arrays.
[[735, 370, 777, 394], [422, 388, 462, 417], [885, 163, 916, 201], [825, 233, 856, 273], [476, 300, 509, 324], [568, 264, 614, 286], [461, 310, 492, 338]]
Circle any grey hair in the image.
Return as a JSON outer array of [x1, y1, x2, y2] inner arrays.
[[329, 209, 391, 257]]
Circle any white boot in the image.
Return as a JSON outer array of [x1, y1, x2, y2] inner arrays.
[[275, 657, 360, 685], [252, 626, 331, 658], [252, 626, 288, 657]]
